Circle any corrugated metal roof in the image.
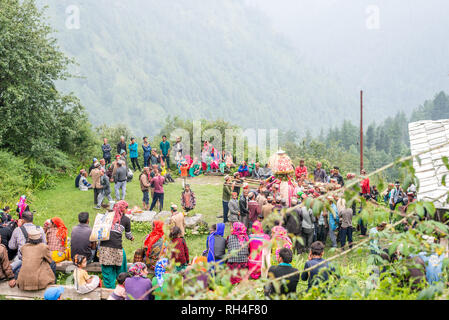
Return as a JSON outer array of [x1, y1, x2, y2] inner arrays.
[[408, 119, 449, 209]]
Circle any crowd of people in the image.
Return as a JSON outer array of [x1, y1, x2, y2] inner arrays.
[[0, 136, 443, 300]]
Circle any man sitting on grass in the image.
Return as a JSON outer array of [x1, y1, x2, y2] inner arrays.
[[301, 241, 336, 292]]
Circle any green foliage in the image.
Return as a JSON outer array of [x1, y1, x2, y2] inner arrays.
[[36, 0, 355, 136], [157, 116, 241, 157], [0, 0, 98, 187], [0, 151, 32, 206]]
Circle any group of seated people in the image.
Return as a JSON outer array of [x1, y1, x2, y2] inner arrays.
[[0, 196, 341, 299], [0, 208, 73, 291]]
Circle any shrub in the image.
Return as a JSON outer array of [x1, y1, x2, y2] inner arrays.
[[0, 150, 32, 207]]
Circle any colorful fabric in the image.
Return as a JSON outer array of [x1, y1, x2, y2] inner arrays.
[[181, 191, 196, 210], [192, 256, 208, 272], [248, 221, 270, 279], [271, 226, 293, 261], [51, 248, 70, 263], [227, 262, 248, 285], [113, 200, 128, 226], [207, 223, 225, 263], [17, 196, 27, 218], [146, 238, 167, 274], [128, 262, 147, 277], [361, 177, 370, 194], [171, 237, 189, 265], [226, 234, 249, 263], [160, 141, 170, 156], [99, 246, 123, 266], [144, 220, 165, 257], [51, 217, 68, 247], [231, 222, 249, 243], [46, 227, 66, 252], [155, 258, 169, 288], [129, 142, 138, 158], [295, 165, 308, 179]]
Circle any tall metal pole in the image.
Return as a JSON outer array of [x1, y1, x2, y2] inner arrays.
[[360, 90, 364, 173]]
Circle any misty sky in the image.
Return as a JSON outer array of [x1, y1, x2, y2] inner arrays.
[[246, 0, 449, 120]]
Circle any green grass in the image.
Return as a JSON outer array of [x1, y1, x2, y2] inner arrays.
[[31, 174, 227, 258]]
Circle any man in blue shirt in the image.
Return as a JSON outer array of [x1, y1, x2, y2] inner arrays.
[[301, 241, 336, 291], [129, 137, 141, 171], [159, 135, 171, 171]]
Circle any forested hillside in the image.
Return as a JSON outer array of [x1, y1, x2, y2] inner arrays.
[[38, 0, 355, 136], [253, 0, 449, 125], [281, 91, 449, 181]]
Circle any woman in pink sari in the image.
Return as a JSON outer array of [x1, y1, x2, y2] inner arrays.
[[248, 221, 271, 279], [271, 225, 293, 263], [16, 195, 29, 219]]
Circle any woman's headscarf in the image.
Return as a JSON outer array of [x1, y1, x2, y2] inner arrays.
[[17, 195, 27, 218], [128, 262, 147, 277], [271, 226, 292, 261], [144, 220, 164, 257], [252, 221, 264, 235], [271, 226, 293, 248], [155, 258, 169, 288], [51, 217, 68, 247], [207, 223, 225, 263], [231, 222, 249, 243], [113, 200, 128, 225]]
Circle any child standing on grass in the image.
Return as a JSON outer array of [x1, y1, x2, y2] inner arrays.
[[108, 272, 130, 300], [73, 254, 101, 294]]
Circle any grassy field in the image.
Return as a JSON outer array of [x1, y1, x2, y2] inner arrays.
[[31, 174, 229, 257], [27, 174, 423, 299]]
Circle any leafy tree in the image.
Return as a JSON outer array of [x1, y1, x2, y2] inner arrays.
[[0, 0, 95, 169]]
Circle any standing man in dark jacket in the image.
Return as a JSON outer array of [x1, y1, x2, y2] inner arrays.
[[102, 138, 112, 165], [142, 137, 152, 168], [284, 198, 303, 254], [116, 136, 127, 155], [114, 161, 127, 201], [300, 205, 316, 253], [239, 188, 250, 233]]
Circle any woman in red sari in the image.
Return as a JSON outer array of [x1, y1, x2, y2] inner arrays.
[[248, 221, 271, 279]]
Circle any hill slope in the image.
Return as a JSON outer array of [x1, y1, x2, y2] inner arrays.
[[39, 0, 355, 136]]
